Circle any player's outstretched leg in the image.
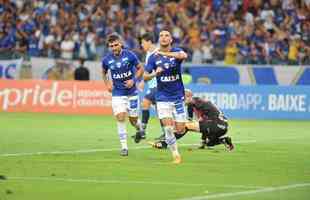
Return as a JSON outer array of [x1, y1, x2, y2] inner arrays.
[[138, 97, 154, 140], [129, 117, 144, 143], [205, 136, 234, 151], [149, 131, 186, 150], [134, 129, 144, 143]]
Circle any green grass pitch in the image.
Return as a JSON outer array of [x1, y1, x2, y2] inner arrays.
[[0, 112, 309, 200]]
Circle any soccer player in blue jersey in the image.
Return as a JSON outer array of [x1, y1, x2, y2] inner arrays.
[[133, 33, 163, 142], [144, 30, 188, 164], [102, 34, 144, 156]]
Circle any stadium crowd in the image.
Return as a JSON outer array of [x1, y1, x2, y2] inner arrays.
[[0, 0, 309, 65]]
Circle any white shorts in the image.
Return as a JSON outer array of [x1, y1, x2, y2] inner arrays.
[[156, 100, 187, 122], [112, 95, 139, 117]]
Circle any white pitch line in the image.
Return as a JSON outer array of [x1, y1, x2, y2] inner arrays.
[[0, 140, 256, 157], [8, 176, 206, 187], [178, 183, 310, 200], [7, 176, 263, 189]]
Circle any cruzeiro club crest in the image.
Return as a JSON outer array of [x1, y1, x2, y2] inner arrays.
[[116, 62, 121, 68]]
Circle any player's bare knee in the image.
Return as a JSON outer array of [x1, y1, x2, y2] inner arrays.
[[116, 113, 126, 122], [176, 127, 185, 134], [142, 104, 149, 110], [142, 99, 151, 110]]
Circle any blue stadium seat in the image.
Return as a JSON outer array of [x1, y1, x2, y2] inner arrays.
[[188, 66, 239, 84], [252, 67, 278, 85]]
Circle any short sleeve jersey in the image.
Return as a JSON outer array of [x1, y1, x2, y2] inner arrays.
[[145, 47, 185, 101], [102, 49, 140, 96]]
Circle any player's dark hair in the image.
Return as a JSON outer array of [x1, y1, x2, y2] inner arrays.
[[140, 33, 155, 43], [107, 33, 121, 44], [159, 29, 172, 35]]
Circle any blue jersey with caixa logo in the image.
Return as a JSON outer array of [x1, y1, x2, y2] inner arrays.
[[102, 49, 140, 96], [146, 47, 185, 102]]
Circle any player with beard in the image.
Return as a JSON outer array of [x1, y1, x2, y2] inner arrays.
[[102, 34, 144, 156]]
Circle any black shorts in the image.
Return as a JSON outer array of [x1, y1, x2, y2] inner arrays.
[[144, 88, 156, 105], [199, 118, 228, 140]]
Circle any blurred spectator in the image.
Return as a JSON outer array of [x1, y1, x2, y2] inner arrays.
[[27, 30, 41, 57], [0, 29, 15, 59], [201, 38, 214, 63], [191, 43, 203, 64], [15, 28, 28, 58], [275, 37, 289, 64], [212, 34, 225, 61], [224, 39, 238, 65], [74, 58, 90, 81], [60, 34, 75, 60], [288, 36, 300, 65], [249, 42, 265, 65], [76, 33, 88, 60], [238, 39, 251, 64]]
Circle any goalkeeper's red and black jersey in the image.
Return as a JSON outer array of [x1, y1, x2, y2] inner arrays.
[[188, 97, 222, 120]]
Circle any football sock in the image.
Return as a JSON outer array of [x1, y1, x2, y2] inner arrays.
[[117, 121, 127, 150], [135, 119, 141, 131], [141, 110, 150, 131], [164, 126, 180, 157]]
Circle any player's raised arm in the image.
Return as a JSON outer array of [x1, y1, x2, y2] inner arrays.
[[156, 50, 188, 60], [143, 53, 163, 81], [144, 68, 164, 81], [143, 71, 155, 81], [143, 71, 157, 81], [135, 62, 144, 80]]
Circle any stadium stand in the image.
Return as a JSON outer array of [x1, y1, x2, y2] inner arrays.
[[0, 0, 309, 65]]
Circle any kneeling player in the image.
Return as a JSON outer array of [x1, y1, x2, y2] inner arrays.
[[149, 91, 234, 151]]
